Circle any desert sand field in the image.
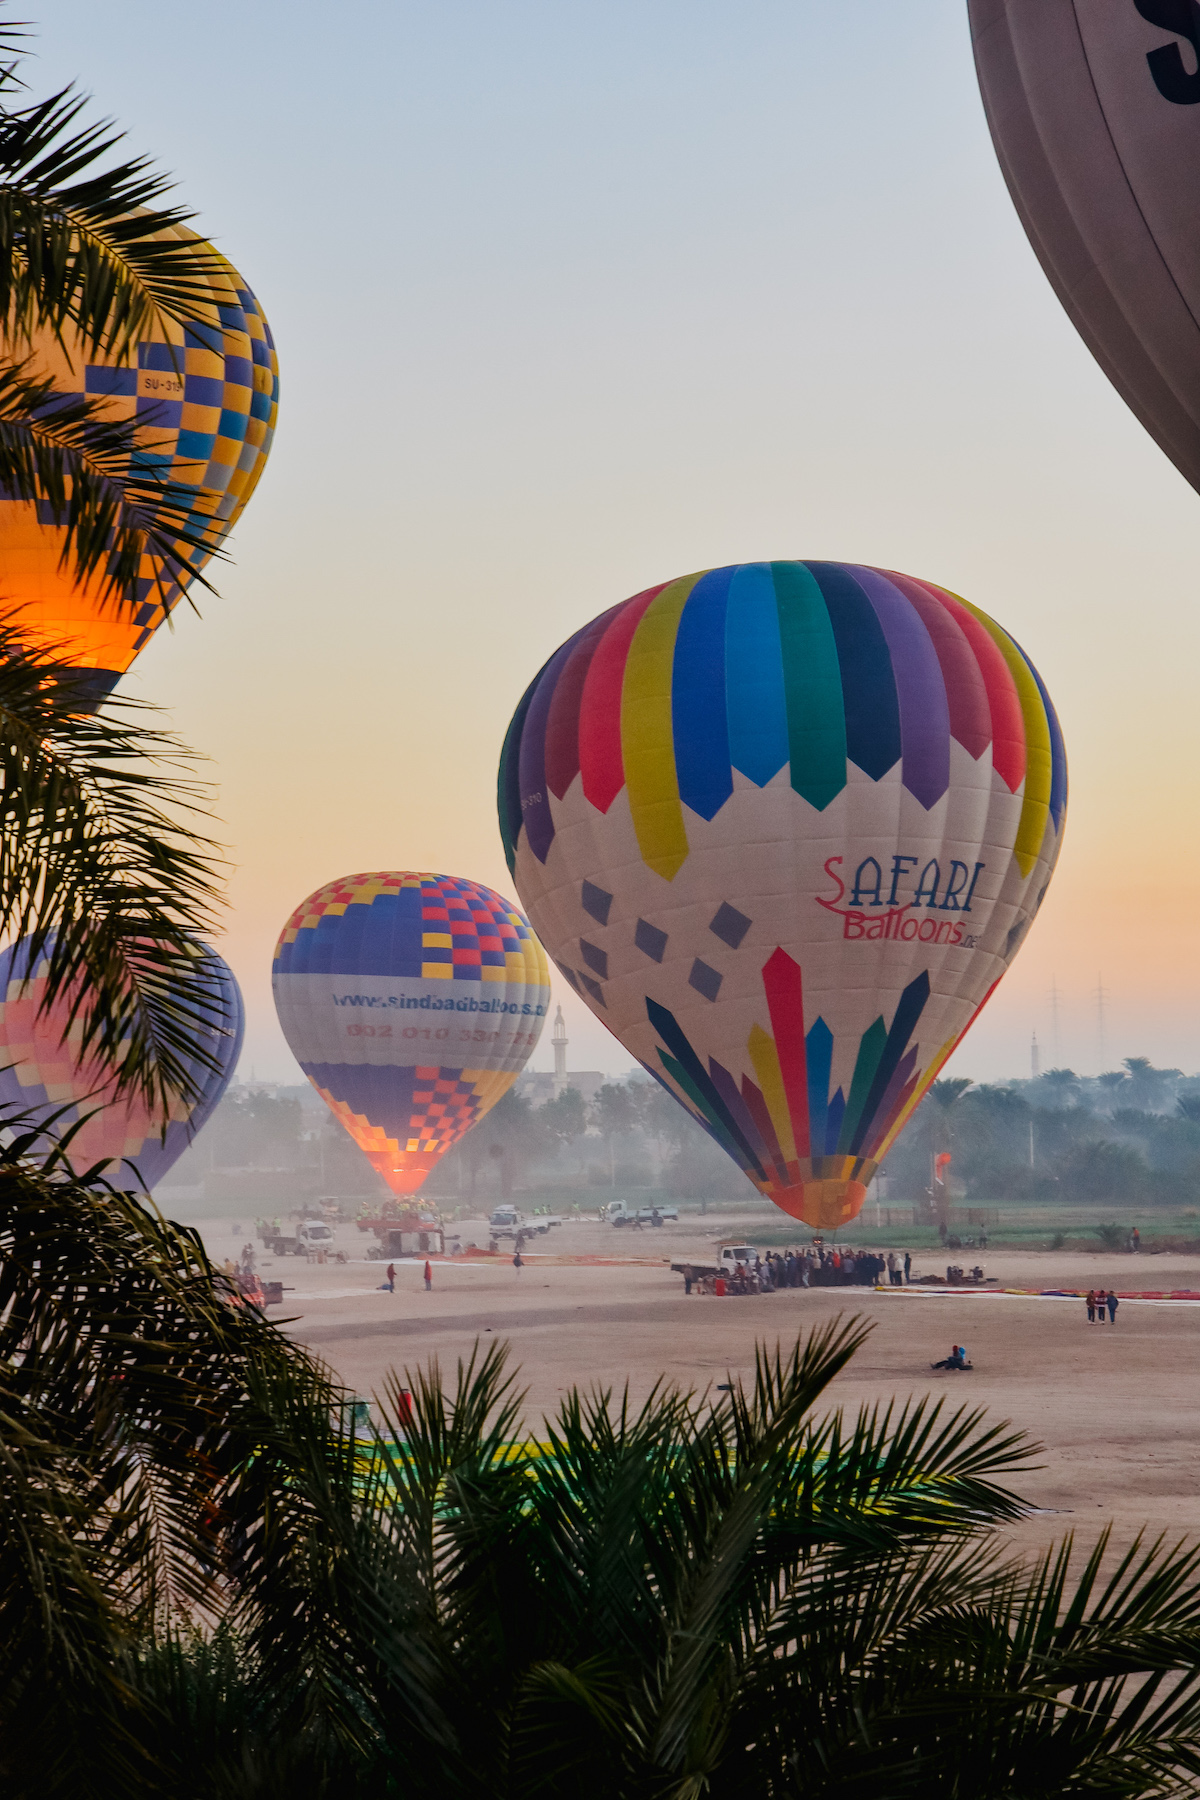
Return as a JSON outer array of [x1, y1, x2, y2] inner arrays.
[[190, 1209, 1200, 1563]]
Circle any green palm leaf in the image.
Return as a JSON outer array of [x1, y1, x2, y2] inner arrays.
[[0, 627, 226, 1109]]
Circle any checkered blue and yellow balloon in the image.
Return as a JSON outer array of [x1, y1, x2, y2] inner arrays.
[[0, 230, 279, 700], [273, 873, 550, 1198]]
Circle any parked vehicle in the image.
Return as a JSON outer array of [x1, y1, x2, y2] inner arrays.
[[367, 1224, 446, 1260], [269, 1219, 336, 1257], [670, 1243, 756, 1280], [605, 1200, 678, 1226], [488, 1204, 545, 1250]]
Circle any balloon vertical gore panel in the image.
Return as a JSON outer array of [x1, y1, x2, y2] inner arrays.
[[499, 562, 1066, 1232], [0, 940, 244, 1190], [272, 873, 551, 1199], [969, 0, 1200, 497], [0, 234, 279, 701]]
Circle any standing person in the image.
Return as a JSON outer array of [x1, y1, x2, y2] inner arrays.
[[384, 1262, 396, 1294], [423, 1259, 432, 1292], [1106, 1289, 1119, 1323], [904, 1251, 912, 1284], [1086, 1288, 1096, 1323], [513, 1249, 523, 1273], [683, 1264, 694, 1296], [1131, 1226, 1141, 1253]]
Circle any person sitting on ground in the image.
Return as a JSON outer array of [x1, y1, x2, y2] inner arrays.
[[930, 1344, 972, 1370]]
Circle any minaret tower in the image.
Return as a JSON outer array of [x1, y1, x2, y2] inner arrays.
[[552, 1005, 568, 1093]]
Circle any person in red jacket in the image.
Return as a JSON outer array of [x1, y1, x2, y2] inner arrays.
[[423, 1259, 432, 1292]]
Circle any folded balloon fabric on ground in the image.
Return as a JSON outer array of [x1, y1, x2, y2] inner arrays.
[[0, 938, 244, 1189], [499, 561, 1066, 1231], [273, 873, 550, 1197]]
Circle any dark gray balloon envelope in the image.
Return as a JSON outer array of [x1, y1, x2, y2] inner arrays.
[[970, 0, 1200, 495]]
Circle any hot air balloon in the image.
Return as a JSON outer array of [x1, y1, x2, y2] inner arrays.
[[499, 563, 1066, 1231], [0, 232, 279, 701], [0, 938, 244, 1188], [970, 1, 1200, 497], [272, 873, 551, 1198]]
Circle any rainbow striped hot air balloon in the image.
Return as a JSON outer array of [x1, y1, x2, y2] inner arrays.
[[499, 562, 1066, 1231], [273, 873, 550, 1198]]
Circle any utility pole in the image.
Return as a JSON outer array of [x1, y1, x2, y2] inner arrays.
[[1028, 1117, 1035, 1171]]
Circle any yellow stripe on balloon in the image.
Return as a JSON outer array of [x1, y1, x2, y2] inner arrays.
[[747, 1024, 799, 1171], [955, 595, 1052, 879], [620, 573, 703, 881]]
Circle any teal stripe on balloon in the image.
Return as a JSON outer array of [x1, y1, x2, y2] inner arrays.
[[772, 562, 847, 811], [725, 563, 789, 787], [836, 1016, 887, 1155]]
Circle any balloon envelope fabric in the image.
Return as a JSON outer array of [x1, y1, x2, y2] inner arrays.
[[0, 236, 279, 702], [500, 562, 1066, 1231], [970, 0, 1200, 499], [273, 873, 551, 1198], [0, 939, 244, 1189]]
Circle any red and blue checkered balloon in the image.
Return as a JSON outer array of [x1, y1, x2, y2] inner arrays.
[[273, 872, 550, 1197]]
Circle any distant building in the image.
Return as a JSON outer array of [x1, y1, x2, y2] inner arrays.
[[516, 1006, 605, 1107]]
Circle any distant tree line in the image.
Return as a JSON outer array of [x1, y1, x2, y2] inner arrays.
[[887, 1058, 1200, 1207], [181, 1053, 1200, 1210]]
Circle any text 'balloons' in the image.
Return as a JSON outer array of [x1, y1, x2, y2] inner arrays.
[[272, 872, 551, 1199], [500, 562, 1066, 1231], [0, 232, 279, 702], [0, 940, 244, 1189], [970, 0, 1200, 497]]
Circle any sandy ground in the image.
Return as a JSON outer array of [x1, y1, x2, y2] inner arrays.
[[191, 1211, 1200, 1564]]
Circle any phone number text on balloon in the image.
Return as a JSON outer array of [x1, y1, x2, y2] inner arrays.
[[343, 1022, 539, 1046]]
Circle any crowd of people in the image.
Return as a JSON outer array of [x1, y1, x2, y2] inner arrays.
[[683, 1244, 916, 1296]]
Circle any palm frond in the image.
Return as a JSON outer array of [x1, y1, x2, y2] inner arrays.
[[0, 357, 224, 602], [0, 1128, 333, 1792], [0, 626, 226, 1109], [0, 75, 224, 357]]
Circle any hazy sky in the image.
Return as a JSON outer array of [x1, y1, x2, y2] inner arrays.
[[33, 0, 1200, 1084]]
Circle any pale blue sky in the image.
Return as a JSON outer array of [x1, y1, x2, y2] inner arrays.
[[33, 0, 1200, 1080]]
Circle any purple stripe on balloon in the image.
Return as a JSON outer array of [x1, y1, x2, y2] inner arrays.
[[850, 566, 950, 810], [517, 638, 576, 864], [708, 1056, 772, 1182]]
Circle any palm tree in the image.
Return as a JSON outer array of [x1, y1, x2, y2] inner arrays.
[[0, 14, 244, 1105], [0, 13, 232, 610], [120, 1324, 1200, 1798], [0, 1116, 341, 1797]]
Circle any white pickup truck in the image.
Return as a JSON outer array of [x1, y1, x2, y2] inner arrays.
[[488, 1206, 550, 1249], [605, 1200, 678, 1226], [269, 1219, 335, 1257]]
